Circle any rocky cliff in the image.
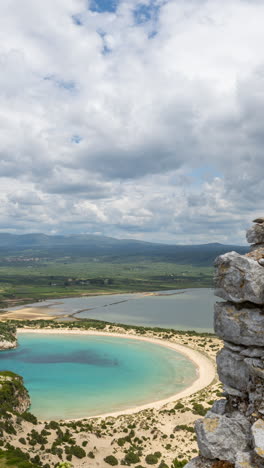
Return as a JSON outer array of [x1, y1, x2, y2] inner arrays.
[[0, 371, 30, 414], [0, 322, 17, 350], [185, 219, 264, 468], [0, 323, 30, 413]]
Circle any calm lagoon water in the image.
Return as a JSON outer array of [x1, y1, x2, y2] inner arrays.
[[12, 288, 216, 332], [0, 333, 196, 420]]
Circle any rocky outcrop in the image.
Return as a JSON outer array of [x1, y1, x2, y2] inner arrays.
[[0, 322, 17, 350], [0, 338, 17, 350], [0, 371, 30, 413], [185, 218, 264, 468]]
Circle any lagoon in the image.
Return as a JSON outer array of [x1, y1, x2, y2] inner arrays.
[[0, 333, 197, 420], [11, 288, 216, 332]]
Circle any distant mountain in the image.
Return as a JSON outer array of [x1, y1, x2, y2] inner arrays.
[[0, 233, 248, 266]]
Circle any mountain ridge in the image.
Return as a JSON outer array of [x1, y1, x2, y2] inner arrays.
[[0, 233, 248, 266]]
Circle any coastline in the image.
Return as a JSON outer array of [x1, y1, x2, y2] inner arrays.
[[17, 328, 216, 420], [1, 289, 190, 320]]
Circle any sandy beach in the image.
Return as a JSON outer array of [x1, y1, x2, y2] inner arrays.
[[4, 327, 221, 466], [17, 328, 216, 419]]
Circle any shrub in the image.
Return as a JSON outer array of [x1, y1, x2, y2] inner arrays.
[[65, 445, 85, 459], [104, 455, 118, 466], [21, 412, 38, 425], [19, 438, 26, 445], [46, 420, 59, 430], [171, 459, 188, 468], [117, 437, 126, 447], [124, 451, 140, 464], [56, 463, 73, 468], [174, 425, 194, 433], [158, 462, 169, 468], [192, 403, 207, 416], [174, 402, 184, 410], [145, 454, 159, 465]]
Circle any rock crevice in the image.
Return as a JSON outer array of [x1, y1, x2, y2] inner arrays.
[[185, 219, 264, 468]]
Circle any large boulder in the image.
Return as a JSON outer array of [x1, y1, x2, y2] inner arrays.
[[184, 456, 214, 467], [216, 348, 250, 392], [235, 451, 256, 468], [247, 223, 264, 245], [214, 302, 264, 347], [215, 252, 264, 304], [195, 411, 251, 463], [251, 419, 264, 459]]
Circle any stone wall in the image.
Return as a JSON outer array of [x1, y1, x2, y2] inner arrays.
[[185, 219, 264, 468]]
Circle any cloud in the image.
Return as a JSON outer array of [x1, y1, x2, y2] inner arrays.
[[0, 0, 263, 243]]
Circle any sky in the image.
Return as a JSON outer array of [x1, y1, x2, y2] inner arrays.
[[0, 0, 264, 244]]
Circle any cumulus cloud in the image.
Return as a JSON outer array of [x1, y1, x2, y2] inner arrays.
[[0, 0, 263, 243]]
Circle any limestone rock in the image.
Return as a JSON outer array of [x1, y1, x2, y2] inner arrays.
[[253, 218, 264, 224], [217, 348, 250, 392], [184, 456, 214, 467], [215, 252, 264, 304], [210, 399, 227, 416], [252, 419, 264, 459], [235, 451, 256, 468], [240, 348, 264, 358], [0, 339, 17, 350], [247, 224, 264, 245], [214, 302, 264, 347], [195, 411, 251, 463], [245, 358, 264, 381], [223, 385, 246, 398], [224, 341, 246, 353], [187, 223, 264, 468]]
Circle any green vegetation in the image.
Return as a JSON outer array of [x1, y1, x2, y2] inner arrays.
[[21, 412, 37, 425], [0, 322, 16, 342], [12, 319, 215, 338], [104, 455, 119, 465], [192, 402, 207, 416], [0, 371, 29, 413], [64, 445, 86, 459], [145, 453, 162, 465], [171, 459, 188, 468], [0, 447, 41, 468], [0, 259, 213, 309], [174, 425, 195, 433], [124, 451, 141, 464]]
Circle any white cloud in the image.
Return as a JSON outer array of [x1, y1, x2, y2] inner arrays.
[[0, 0, 263, 243]]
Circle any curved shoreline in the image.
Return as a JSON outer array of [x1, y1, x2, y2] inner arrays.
[[17, 328, 216, 420]]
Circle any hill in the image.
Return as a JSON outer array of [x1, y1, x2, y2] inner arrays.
[[0, 233, 248, 267]]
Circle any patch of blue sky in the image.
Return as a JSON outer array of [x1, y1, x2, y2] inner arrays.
[[148, 30, 158, 39], [97, 30, 112, 55], [133, 2, 160, 25], [89, 0, 118, 13], [71, 135, 82, 144], [43, 75, 77, 92], [188, 165, 222, 185], [72, 14, 83, 26]]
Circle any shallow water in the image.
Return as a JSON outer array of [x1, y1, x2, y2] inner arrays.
[[0, 333, 196, 419], [10, 288, 216, 332]]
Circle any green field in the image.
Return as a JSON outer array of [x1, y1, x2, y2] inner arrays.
[[0, 259, 213, 309]]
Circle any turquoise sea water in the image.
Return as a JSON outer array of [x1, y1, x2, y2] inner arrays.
[[0, 333, 196, 420]]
